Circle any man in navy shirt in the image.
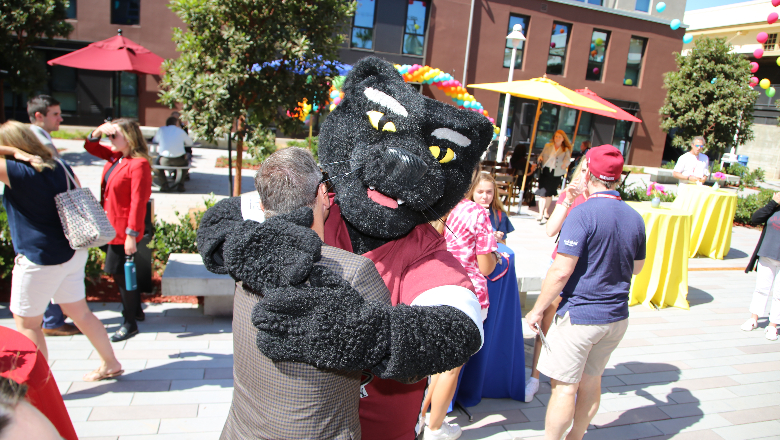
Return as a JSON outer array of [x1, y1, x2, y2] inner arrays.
[[526, 145, 646, 440]]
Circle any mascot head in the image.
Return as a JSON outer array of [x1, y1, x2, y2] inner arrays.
[[319, 57, 493, 246]]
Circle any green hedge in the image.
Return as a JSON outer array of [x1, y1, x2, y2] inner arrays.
[[147, 195, 216, 273], [735, 189, 773, 225]]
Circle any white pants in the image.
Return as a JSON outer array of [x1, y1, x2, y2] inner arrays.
[[750, 256, 780, 324]]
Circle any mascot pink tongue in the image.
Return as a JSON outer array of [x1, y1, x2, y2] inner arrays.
[[367, 188, 399, 209]]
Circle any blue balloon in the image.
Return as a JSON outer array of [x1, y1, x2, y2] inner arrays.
[[683, 33, 693, 44], [656, 2, 666, 13], [591, 43, 596, 50], [670, 19, 681, 30], [711, 78, 717, 84]]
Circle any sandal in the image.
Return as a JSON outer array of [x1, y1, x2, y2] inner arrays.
[[83, 368, 124, 382]]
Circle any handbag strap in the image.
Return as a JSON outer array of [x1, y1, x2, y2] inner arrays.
[[55, 158, 80, 190]]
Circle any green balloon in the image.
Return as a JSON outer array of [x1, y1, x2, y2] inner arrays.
[[767, 87, 777, 98], [624, 78, 633, 86], [595, 38, 604, 46]]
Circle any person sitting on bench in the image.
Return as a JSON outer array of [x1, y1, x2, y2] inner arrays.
[[153, 116, 192, 192]]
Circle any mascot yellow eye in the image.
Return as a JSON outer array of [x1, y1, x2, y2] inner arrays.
[[429, 146, 456, 163], [367, 111, 396, 132]]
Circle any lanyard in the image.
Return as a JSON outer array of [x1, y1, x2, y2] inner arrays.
[[589, 192, 621, 201]]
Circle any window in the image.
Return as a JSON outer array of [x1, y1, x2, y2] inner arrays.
[[635, 0, 650, 12], [547, 22, 572, 76], [111, 0, 140, 25], [623, 37, 647, 87], [403, 1, 427, 56], [117, 72, 138, 118], [572, 0, 603, 4], [66, 0, 77, 19], [503, 15, 529, 69], [51, 65, 78, 113], [533, 104, 593, 150], [351, 0, 375, 50], [765, 33, 778, 51], [586, 30, 610, 82]]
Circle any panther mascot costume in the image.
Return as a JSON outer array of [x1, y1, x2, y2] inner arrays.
[[198, 57, 494, 440]]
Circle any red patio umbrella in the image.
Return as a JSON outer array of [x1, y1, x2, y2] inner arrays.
[[562, 88, 642, 151], [47, 31, 164, 75]]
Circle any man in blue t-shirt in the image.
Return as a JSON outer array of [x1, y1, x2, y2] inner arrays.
[[526, 145, 646, 440]]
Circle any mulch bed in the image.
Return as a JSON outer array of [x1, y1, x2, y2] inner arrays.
[[0, 272, 199, 305], [215, 157, 262, 170]]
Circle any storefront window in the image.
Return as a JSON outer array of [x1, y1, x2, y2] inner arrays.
[[623, 37, 647, 87], [111, 0, 140, 25], [117, 72, 138, 119], [403, 1, 427, 56], [586, 30, 610, 82], [547, 22, 572, 76], [351, 0, 375, 50], [503, 15, 529, 69], [66, 0, 77, 19], [51, 65, 78, 113]]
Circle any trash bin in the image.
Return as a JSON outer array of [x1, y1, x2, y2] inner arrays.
[[737, 155, 749, 167]]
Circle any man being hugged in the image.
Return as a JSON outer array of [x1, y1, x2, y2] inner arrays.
[[526, 145, 646, 440]]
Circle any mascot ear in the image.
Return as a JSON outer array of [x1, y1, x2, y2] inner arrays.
[[343, 56, 405, 93]]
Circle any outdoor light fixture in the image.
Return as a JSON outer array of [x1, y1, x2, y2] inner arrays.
[[496, 24, 527, 164]]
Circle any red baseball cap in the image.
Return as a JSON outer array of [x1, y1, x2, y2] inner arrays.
[[586, 145, 624, 182]]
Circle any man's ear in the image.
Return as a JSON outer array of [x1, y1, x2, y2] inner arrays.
[[34, 111, 44, 123]]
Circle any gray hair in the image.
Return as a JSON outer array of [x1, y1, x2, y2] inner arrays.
[[588, 172, 619, 190], [254, 147, 321, 218], [691, 136, 706, 147]]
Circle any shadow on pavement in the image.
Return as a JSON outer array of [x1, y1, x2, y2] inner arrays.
[[61, 151, 108, 167], [686, 287, 714, 307]]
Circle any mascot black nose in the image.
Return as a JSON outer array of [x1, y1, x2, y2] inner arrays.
[[383, 147, 429, 187]]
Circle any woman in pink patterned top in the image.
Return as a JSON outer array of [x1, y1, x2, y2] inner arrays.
[[420, 174, 499, 440]]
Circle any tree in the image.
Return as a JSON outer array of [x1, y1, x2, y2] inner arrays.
[[0, 0, 73, 122], [660, 37, 759, 157], [160, 0, 354, 195]]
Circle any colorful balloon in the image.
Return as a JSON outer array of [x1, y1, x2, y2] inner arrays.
[[624, 78, 633, 86], [591, 43, 596, 50], [593, 67, 600, 75], [591, 50, 598, 56], [755, 48, 764, 59], [683, 34, 693, 44], [750, 62, 759, 73], [595, 38, 604, 46], [760, 78, 771, 89], [768, 87, 776, 98], [656, 2, 666, 12], [670, 19, 681, 30], [774, 0, 780, 7], [777, 57, 780, 67], [757, 32, 769, 44], [551, 42, 556, 48], [711, 78, 717, 84], [769, 12, 779, 24], [750, 77, 759, 87]]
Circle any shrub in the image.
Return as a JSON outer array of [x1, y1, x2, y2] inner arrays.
[[727, 163, 765, 187], [0, 206, 16, 280], [245, 127, 277, 162], [735, 189, 774, 225], [50, 129, 92, 140], [286, 136, 319, 162], [147, 195, 216, 273], [661, 160, 676, 170], [85, 248, 106, 285]]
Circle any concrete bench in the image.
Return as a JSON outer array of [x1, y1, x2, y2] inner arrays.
[[162, 253, 235, 316], [151, 164, 192, 190]]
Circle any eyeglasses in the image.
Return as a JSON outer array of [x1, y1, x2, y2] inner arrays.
[[108, 133, 117, 139]]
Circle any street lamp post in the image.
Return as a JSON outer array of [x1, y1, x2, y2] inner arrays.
[[496, 24, 526, 164]]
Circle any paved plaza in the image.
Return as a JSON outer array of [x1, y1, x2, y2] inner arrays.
[[0, 139, 777, 439]]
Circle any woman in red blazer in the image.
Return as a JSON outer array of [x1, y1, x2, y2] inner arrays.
[[85, 119, 152, 342]]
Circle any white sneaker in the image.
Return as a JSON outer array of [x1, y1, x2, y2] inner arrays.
[[766, 326, 778, 341], [741, 318, 758, 332], [525, 377, 540, 403], [423, 421, 462, 440]]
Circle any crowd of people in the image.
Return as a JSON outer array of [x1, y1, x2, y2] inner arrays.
[[0, 89, 774, 440]]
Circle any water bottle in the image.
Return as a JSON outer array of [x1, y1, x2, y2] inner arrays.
[[124, 256, 137, 291]]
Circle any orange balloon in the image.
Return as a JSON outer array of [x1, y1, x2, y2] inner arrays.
[[591, 50, 598, 56]]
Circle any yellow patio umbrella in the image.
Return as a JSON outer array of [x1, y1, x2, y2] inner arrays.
[[469, 76, 617, 213]]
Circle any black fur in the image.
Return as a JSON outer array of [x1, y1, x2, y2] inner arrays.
[[320, 57, 494, 254]]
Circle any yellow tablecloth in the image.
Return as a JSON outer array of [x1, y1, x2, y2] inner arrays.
[[627, 202, 692, 310], [671, 184, 738, 259]]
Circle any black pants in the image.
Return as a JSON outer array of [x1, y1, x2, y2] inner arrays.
[[104, 244, 142, 328]]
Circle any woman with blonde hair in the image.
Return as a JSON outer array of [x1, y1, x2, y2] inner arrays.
[[535, 130, 572, 224], [84, 119, 152, 342], [466, 172, 514, 244], [0, 121, 122, 381]]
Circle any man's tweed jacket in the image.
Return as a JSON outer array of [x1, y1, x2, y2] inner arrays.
[[221, 245, 391, 440]]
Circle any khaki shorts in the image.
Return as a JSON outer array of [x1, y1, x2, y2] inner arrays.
[[538, 311, 628, 383], [10, 250, 88, 317]]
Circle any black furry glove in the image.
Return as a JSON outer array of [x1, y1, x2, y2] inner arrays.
[[197, 197, 243, 274], [253, 265, 391, 371], [253, 265, 482, 380], [223, 207, 322, 292]]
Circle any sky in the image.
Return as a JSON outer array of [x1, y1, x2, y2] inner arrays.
[[685, 0, 756, 11]]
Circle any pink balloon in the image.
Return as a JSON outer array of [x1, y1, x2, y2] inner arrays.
[[750, 62, 759, 73], [769, 13, 778, 24], [755, 47, 764, 59], [750, 76, 759, 86], [593, 67, 600, 74], [774, 0, 780, 7], [757, 32, 769, 44], [551, 42, 556, 48]]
